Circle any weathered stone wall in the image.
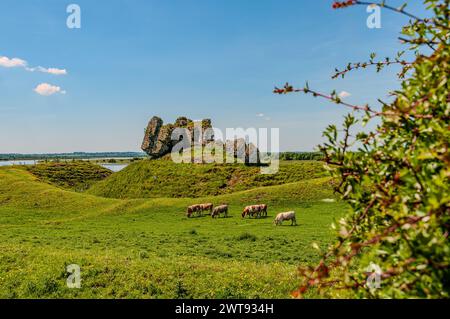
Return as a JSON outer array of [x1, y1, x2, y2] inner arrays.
[[141, 116, 260, 163], [141, 116, 213, 159]]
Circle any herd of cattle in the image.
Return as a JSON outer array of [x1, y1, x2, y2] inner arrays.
[[186, 203, 297, 226]]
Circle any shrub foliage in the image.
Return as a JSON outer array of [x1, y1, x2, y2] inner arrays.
[[276, 0, 449, 298]]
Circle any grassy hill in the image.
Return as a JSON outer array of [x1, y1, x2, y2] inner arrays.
[[87, 159, 327, 199], [26, 161, 112, 192], [0, 165, 344, 298]]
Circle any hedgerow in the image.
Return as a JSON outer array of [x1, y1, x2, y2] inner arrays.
[[275, 0, 449, 298]]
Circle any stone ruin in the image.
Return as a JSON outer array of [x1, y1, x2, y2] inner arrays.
[[141, 116, 260, 164], [141, 116, 213, 159]]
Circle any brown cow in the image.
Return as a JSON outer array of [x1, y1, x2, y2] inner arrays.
[[211, 205, 228, 218], [242, 204, 267, 218], [199, 203, 214, 215], [259, 204, 268, 217], [186, 204, 202, 218]]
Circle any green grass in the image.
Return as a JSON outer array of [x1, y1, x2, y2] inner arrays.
[[0, 163, 345, 299], [26, 161, 112, 192], [87, 159, 328, 199]]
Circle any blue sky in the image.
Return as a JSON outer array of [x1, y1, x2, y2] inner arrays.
[[0, 0, 427, 153]]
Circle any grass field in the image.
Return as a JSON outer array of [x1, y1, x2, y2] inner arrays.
[[0, 161, 346, 299]]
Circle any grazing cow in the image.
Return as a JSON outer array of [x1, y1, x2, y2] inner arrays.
[[199, 203, 214, 215], [274, 211, 297, 226], [242, 204, 268, 219], [259, 204, 268, 217], [211, 205, 228, 218], [242, 205, 255, 218], [186, 204, 202, 218]]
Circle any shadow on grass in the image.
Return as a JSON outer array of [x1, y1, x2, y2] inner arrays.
[[242, 215, 272, 220], [275, 224, 300, 227]]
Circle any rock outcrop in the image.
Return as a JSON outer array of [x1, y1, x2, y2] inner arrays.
[[141, 116, 214, 159], [141, 117, 171, 159], [224, 138, 260, 164], [141, 116, 260, 163]]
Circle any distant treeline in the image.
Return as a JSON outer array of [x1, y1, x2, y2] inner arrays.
[[278, 152, 324, 161], [0, 152, 147, 161], [1, 151, 324, 161]]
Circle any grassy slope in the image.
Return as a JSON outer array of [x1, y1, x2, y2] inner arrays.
[[0, 166, 344, 298], [87, 159, 328, 199], [26, 161, 112, 192]]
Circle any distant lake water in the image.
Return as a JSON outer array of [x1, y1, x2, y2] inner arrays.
[[0, 160, 38, 166], [101, 164, 128, 172], [0, 160, 128, 172]]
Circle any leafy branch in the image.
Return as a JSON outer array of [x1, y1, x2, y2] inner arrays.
[[332, 52, 412, 79], [273, 83, 434, 119]]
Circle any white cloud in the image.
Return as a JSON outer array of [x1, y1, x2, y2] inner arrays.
[[45, 68, 67, 75], [34, 83, 66, 96], [0, 55, 67, 75], [0, 56, 27, 68], [256, 113, 271, 121], [338, 91, 351, 99], [28, 66, 67, 75]]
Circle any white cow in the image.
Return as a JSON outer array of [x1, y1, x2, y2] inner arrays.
[[274, 211, 297, 226]]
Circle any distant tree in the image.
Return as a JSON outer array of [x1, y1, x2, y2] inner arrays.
[[275, 0, 449, 298], [279, 152, 325, 161]]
